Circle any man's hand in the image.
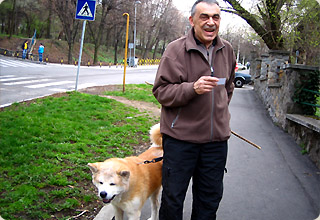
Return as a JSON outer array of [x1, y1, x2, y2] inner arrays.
[[193, 76, 219, 94]]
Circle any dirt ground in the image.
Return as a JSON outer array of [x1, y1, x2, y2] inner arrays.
[[80, 85, 161, 118]]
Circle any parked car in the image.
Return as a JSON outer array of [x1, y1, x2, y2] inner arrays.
[[234, 72, 252, 88], [237, 63, 247, 70]]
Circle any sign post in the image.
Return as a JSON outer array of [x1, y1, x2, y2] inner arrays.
[[75, 0, 96, 91], [123, 13, 129, 93]]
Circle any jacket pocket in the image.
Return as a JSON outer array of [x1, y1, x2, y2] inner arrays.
[[171, 108, 182, 128]]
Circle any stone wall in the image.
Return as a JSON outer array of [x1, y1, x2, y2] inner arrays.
[[250, 50, 320, 169]]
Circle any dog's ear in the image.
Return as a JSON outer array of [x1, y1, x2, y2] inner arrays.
[[118, 170, 130, 180], [88, 163, 98, 173]]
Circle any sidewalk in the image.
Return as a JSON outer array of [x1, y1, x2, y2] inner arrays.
[[94, 86, 320, 220]]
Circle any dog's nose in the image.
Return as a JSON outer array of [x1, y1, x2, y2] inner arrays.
[[100, 191, 107, 198]]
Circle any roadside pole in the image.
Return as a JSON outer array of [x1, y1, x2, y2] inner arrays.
[[75, 20, 86, 91], [75, 0, 97, 91], [123, 13, 129, 93]]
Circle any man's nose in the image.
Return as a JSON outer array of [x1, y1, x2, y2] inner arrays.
[[207, 17, 215, 25]]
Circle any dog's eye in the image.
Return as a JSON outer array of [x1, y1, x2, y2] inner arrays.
[[99, 182, 103, 185], [110, 183, 116, 186]]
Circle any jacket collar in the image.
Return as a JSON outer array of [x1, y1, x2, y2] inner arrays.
[[185, 28, 225, 52]]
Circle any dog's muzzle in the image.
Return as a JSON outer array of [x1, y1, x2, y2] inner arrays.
[[100, 191, 116, 204]]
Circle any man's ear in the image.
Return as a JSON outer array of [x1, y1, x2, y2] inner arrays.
[[118, 170, 130, 181], [88, 163, 98, 174], [189, 16, 195, 27]]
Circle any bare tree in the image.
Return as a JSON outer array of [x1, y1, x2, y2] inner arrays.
[[87, 0, 119, 64], [53, 0, 80, 64], [45, 0, 53, 39], [138, 0, 185, 59], [222, 0, 286, 50], [8, 0, 16, 38]]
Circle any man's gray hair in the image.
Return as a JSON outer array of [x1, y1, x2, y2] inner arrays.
[[190, 0, 220, 17]]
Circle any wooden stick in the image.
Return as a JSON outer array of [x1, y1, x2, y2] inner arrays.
[[231, 130, 261, 150], [67, 210, 88, 220], [145, 81, 154, 86]]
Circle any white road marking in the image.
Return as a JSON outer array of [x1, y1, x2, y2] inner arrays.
[[0, 75, 15, 78], [0, 77, 34, 82], [25, 81, 74, 89], [3, 79, 51, 85], [0, 59, 45, 68]]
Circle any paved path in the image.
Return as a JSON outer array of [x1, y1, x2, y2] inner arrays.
[[94, 86, 320, 220]]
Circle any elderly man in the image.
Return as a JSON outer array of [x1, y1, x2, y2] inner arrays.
[[152, 0, 236, 219]]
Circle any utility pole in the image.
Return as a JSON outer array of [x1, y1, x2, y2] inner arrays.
[[133, 1, 141, 67]]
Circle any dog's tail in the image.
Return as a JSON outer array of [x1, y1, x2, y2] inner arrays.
[[150, 123, 162, 147]]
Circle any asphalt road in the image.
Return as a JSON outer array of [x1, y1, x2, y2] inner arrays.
[[95, 86, 320, 220], [0, 55, 157, 107]]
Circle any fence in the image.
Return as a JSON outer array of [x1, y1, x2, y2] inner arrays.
[[297, 89, 320, 108], [1, 47, 161, 66]]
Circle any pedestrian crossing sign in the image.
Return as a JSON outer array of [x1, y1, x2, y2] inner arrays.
[[76, 0, 96, 21]]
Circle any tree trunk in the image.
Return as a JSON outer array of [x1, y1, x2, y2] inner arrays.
[[114, 38, 119, 64], [9, 0, 16, 38], [46, 1, 53, 39], [153, 39, 159, 59], [94, 44, 100, 64], [68, 42, 73, 64]]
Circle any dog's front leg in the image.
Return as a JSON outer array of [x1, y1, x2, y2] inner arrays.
[[114, 206, 124, 220], [126, 211, 141, 220]]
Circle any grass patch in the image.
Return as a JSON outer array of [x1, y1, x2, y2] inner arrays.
[[104, 84, 160, 107], [0, 91, 158, 219]]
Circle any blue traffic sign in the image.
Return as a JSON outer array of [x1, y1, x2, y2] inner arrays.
[[76, 0, 96, 21]]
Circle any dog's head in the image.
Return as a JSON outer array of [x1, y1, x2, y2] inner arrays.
[[88, 161, 130, 204]]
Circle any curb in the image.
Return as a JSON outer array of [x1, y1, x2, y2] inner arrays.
[[0, 54, 47, 65]]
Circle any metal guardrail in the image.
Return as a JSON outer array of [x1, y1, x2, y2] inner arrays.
[[299, 89, 320, 108], [0, 48, 39, 61]]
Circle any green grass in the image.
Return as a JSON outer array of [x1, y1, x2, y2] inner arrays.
[[0, 91, 158, 219], [104, 84, 160, 107]]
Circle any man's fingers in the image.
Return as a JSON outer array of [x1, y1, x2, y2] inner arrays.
[[194, 76, 219, 94], [205, 76, 219, 82]]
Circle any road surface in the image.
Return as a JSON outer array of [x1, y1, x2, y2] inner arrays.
[[0, 55, 157, 107]]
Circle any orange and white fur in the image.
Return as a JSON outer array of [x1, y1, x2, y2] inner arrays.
[[88, 123, 162, 220]]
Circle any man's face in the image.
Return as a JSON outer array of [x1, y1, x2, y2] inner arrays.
[[189, 2, 221, 48]]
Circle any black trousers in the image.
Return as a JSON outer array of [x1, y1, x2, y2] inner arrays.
[[159, 135, 228, 220]]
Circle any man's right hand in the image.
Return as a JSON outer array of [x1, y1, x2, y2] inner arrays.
[[193, 76, 219, 94]]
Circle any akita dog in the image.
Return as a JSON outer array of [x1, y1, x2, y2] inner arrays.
[[88, 123, 162, 220]]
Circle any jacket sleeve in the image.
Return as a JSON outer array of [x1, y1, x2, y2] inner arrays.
[[153, 54, 197, 108]]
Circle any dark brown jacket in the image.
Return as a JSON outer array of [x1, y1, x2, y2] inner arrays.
[[153, 28, 236, 143]]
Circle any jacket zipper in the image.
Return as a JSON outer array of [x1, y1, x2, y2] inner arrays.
[[171, 108, 182, 128], [210, 66, 215, 141]]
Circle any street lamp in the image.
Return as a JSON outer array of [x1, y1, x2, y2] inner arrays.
[[133, 0, 141, 67]]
